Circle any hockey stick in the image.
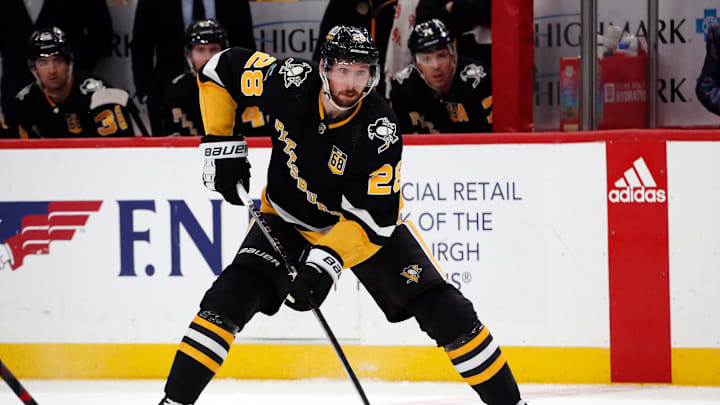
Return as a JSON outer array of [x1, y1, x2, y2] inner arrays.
[[0, 358, 38, 405], [235, 184, 371, 405], [127, 97, 151, 137]]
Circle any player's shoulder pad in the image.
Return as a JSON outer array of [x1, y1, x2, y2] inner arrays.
[[275, 57, 315, 89], [200, 47, 278, 87], [15, 83, 35, 101], [90, 88, 130, 109], [198, 48, 234, 87], [457, 56, 490, 89]]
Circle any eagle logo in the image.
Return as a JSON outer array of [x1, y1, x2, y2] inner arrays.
[[367, 117, 399, 153], [278, 58, 312, 88], [400, 264, 422, 284], [460, 64, 486, 88]]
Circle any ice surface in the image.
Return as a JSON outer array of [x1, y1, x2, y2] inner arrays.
[[2, 379, 719, 405]]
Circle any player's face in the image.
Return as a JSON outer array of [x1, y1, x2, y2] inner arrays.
[[32, 55, 71, 91], [415, 47, 455, 93], [191, 43, 223, 71], [325, 61, 371, 108]]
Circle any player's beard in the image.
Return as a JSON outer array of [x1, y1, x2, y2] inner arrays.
[[333, 88, 362, 108]]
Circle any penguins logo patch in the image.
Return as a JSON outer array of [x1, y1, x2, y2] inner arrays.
[[368, 117, 399, 153], [79, 78, 106, 95], [460, 64, 486, 88], [393, 66, 413, 85], [400, 264, 422, 284], [278, 58, 312, 88]]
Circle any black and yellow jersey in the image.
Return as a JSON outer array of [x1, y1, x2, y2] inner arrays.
[[15, 73, 134, 138], [162, 71, 268, 137], [390, 55, 493, 134], [198, 47, 403, 268]]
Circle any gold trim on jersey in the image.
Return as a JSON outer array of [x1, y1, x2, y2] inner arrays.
[[198, 77, 238, 136], [43, 89, 57, 109], [260, 186, 381, 268], [318, 94, 363, 129], [313, 218, 381, 268]]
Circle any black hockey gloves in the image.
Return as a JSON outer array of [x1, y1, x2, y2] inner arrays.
[[285, 247, 343, 311], [200, 135, 250, 205]]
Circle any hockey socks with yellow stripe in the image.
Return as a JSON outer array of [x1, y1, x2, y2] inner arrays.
[[161, 310, 239, 405], [445, 322, 522, 405], [407, 284, 523, 405]]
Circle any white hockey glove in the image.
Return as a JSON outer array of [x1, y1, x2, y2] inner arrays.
[[200, 135, 250, 205]]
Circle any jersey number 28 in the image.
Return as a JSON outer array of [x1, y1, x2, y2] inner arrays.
[[368, 162, 401, 195], [241, 51, 277, 96]]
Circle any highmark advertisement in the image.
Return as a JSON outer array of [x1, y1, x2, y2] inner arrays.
[[0, 142, 609, 348]]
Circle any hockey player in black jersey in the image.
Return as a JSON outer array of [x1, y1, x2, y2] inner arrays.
[[161, 19, 265, 137], [159, 25, 525, 405], [15, 27, 134, 138], [390, 18, 493, 134]]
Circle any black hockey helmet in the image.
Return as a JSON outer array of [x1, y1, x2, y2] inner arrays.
[[185, 19, 229, 50], [319, 25, 380, 111], [320, 25, 380, 65], [27, 27, 73, 68], [408, 18, 454, 55]]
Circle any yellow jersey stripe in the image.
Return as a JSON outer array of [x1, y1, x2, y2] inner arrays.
[[198, 79, 238, 136], [446, 325, 490, 360], [328, 99, 362, 129], [178, 342, 221, 373], [464, 353, 507, 386], [317, 93, 363, 129], [192, 316, 234, 346]]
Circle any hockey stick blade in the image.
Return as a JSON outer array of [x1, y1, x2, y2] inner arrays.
[[235, 184, 371, 405], [0, 358, 39, 405]]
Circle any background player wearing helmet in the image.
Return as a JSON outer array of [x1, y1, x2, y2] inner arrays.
[[390, 18, 493, 133], [160, 19, 265, 137], [14, 27, 134, 138], [157, 25, 524, 405]]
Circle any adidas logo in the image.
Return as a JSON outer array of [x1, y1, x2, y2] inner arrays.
[[608, 157, 667, 204]]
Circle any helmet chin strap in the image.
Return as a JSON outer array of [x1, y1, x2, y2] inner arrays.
[[186, 55, 198, 74]]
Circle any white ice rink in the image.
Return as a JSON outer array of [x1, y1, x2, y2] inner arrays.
[[2, 379, 719, 405]]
